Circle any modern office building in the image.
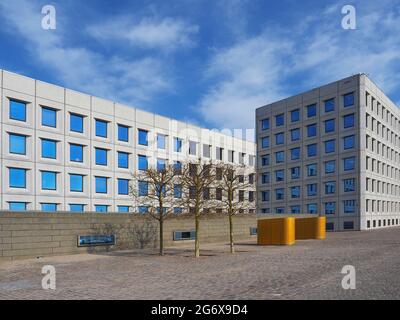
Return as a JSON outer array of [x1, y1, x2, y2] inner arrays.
[[256, 74, 400, 231], [0, 69, 255, 213]]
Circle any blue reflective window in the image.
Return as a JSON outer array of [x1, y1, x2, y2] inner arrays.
[[9, 133, 26, 155], [291, 109, 300, 122], [343, 114, 355, 128], [138, 155, 148, 170], [325, 160, 335, 174], [275, 170, 284, 182], [118, 206, 130, 213], [157, 158, 166, 171], [325, 202, 336, 215], [275, 132, 284, 145], [95, 176, 108, 193], [118, 124, 129, 142], [261, 137, 270, 149], [41, 203, 57, 212], [291, 167, 300, 179], [275, 207, 285, 214], [174, 137, 182, 152], [95, 119, 108, 138], [307, 184, 317, 196], [325, 181, 336, 194], [174, 161, 182, 173], [42, 139, 57, 159], [42, 107, 57, 127], [344, 178, 356, 192], [325, 99, 335, 112], [42, 171, 57, 190], [174, 207, 183, 214], [275, 114, 284, 126], [70, 113, 84, 133], [138, 129, 148, 146], [261, 155, 269, 166], [291, 206, 301, 214], [138, 206, 148, 214], [307, 164, 317, 176], [138, 181, 148, 196], [157, 134, 166, 149], [275, 151, 284, 163], [70, 174, 84, 192], [307, 204, 317, 214], [95, 205, 108, 213], [9, 202, 27, 211], [9, 168, 26, 188], [291, 128, 300, 141], [70, 144, 83, 162], [261, 191, 269, 202], [174, 184, 182, 198], [261, 172, 270, 184], [275, 188, 284, 200], [69, 204, 85, 212], [307, 104, 317, 118], [343, 200, 356, 213], [9, 99, 26, 122], [343, 135, 355, 150], [344, 157, 355, 171], [325, 139, 335, 154], [95, 148, 108, 166], [344, 93, 354, 107], [261, 118, 270, 130], [291, 186, 300, 198], [118, 151, 129, 169], [307, 144, 317, 157], [291, 147, 300, 160], [324, 119, 335, 133], [307, 124, 317, 137], [118, 179, 129, 195]]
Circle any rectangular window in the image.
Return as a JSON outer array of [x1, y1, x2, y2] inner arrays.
[[9, 99, 26, 122], [275, 188, 284, 200], [275, 151, 285, 163], [325, 99, 335, 112], [291, 186, 300, 198], [42, 139, 57, 159], [275, 207, 285, 214], [174, 161, 182, 174], [95, 176, 108, 194], [203, 144, 211, 158], [325, 181, 336, 194], [307, 104, 317, 118], [325, 202, 336, 215], [70, 113, 84, 133], [291, 147, 300, 160], [41, 203, 57, 212], [343, 114, 355, 128], [95, 148, 108, 166], [9, 168, 26, 188], [189, 141, 197, 155], [343, 135, 355, 150], [216, 147, 224, 160], [344, 92, 355, 108], [343, 200, 356, 213], [307, 184, 317, 196], [174, 137, 183, 152], [9, 133, 26, 155], [70, 143, 83, 162], [118, 179, 129, 195], [291, 128, 300, 141], [8, 202, 27, 211], [291, 167, 300, 179], [138, 129, 148, 146], [118, 151, 129, 169], [275, 170, 284, 182], [118, 206, 130, 213], [261, 118, 270, 130], [138, 206, 149, 214], [275, 132, 284, 145], [343, 221, 354, 230], [157, 158, 166, 171], [228, 150, 234, 162], [70, 174, 84, 192], [275, 114, 284, 126], [261, 137, 270, 149], [69, 204, 85, 212], [307, 144, 317, 157], [261, 172, 270, 184], [173, 230, 196, 241], [138, 181, 149, 196], [261, 191, 270, 202], [95, 205, 108, 213], [291, 206, 301, 214], [41, 171, 57, 190], [138, 155, 148, 170], [307, 203, 317, 214], [344, 157, 356, 171], [325, 139, 335, 154], [307, 124, 317, 137], [42, 107, 57, 128], [118, 124, 129, 142], [95, 119, 108, 138], [291, 109, 300, 122], [157, 134, 166, 149], [307, 164, 317, 176], [174, 184, 182, 198], [261, 155, 269, 166], [324, 119, 335, 133], [325, 160, 335, 174], [344, 178, 356, 192]]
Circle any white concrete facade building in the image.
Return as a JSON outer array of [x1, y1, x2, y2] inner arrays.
[[256, 74, 400, 231], [0, 70, 255, 213]]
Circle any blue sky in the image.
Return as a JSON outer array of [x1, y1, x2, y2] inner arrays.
[[1, 0, 400, 134]]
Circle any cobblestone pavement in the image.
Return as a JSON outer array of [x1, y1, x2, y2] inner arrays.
[[1, 228, 400, 300]]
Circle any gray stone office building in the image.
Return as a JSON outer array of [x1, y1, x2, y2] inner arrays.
[[256, 74, 400, 231]]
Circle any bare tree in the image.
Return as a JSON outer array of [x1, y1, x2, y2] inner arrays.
[[180, 160, 217, 258], [215, 163, 255, 253], [131, 164, 178, 255]]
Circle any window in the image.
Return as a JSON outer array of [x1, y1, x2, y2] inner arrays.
[[291, 128, 300, 141], [69, 204, 85, 212], [118, 179, 129, 195], [325, 160, 335, 174], [70, 174, 84, 192], [307, 184, 317, 196], [138, 206, 149, 214], [138, 129, 148, 146], [275, 188, 284, 200], [95, 119, 108, 138], [343, 200, 356, 213], [324, 119, 335, 133], [325, 139, 335, 154], [275, 170, 284, 182], [118, 152, 129, 169], [118, 206, 130, 213], [174, 230, 196, 241], [307, 203, 317, 214], [95, 176, 108, 194], [275, 207, 285, 214], [275, 114, 284, 126], [41, 139, 57, 159], [157, 158, 166, 171], [291, 186, 300, 198], [343, 135, 355, 150], [307, 124, 317, 137], [344, 157, 355, 171], [291, 167, 300, 179], [307, 164, 317, 176], [70, 113, 84, 133], [41, 203, 57, 212], [174, 137, 183, 152], [228, 150, 234, 162], [343, 221, 354, 230], [291, 206, 301, 214], [41, 171, 57, 190], [174, 161, 182, 174], [9, 202, 27, 211], [326, 222, 334, 231], [189, 141, 197, 155], [275, 133, 284, 145], [9, 168, 26, 188], [138, 181, 148, 196], [95, 205, 108, 213], [307, 144, 317, 157], [344, 93, 354, 107], [70, 144, 83, 162], [291, 147, 300, 160], [325, 202, 336, 215], [9, 99, 26, 121], [118, 124, 129, 142], [261, 191, 270, 202], [95, 148, 108, 166], [261, 172, 270, 184], [261, 155, 270, 166], [291, 109, 300, 122], [41, 107, 57, 128], [174, 184, 182, 198], [325, 99, 335, 112], [275, 151, 285, 163], [9, 133, 26, 155], [203, 144, 211, 158], [261, 137, 270, 149], [343, 114, 355, 128], [157, 134, 166, 149], [307, 104, 317, 118], [261, 118, 269, 130], [325, 181, 336, 194], [344, 178, 356, 192]]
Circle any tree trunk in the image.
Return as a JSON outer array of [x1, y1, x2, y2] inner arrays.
[[229, 214, 234, 254], [159, 219, 164, 256], [195, 214, 200, 258]]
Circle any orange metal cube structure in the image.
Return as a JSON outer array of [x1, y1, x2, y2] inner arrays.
[[257, 217, 295, 245], [295, 217, 326, 240]]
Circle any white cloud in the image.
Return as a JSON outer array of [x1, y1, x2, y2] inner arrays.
[[87, 17, 199, 51]]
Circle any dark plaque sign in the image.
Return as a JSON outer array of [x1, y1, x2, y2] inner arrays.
[[77, 235, 116, 247]]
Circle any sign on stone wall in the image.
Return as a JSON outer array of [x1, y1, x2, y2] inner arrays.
[[77, 235, 116, 247]]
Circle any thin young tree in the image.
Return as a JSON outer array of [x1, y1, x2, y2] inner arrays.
[[216, 163, 255, 253], [130, 163, 178, 255], [180, 160, 217, 258]]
